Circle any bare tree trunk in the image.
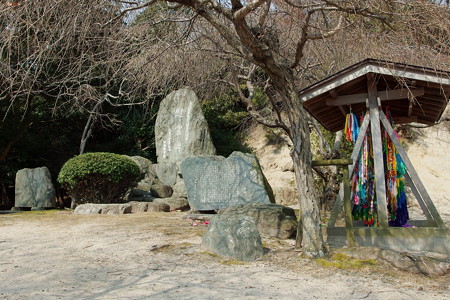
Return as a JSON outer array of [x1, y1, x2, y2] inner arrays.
[[275, 79, 325, 257], [79, 100, 103, 155], [289, 105, 325, 257]]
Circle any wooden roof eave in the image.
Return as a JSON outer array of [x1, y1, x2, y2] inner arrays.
[[300, 60, 450, 103], [300, 59, 450, 131]]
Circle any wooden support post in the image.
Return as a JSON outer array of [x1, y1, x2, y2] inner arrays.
[[311, 159, 352, 231], [350, 112, 370, 171], [404, 172, 434, 222], [367, 74, 389, 228], [379, 111, 446, 229], [342, 167, 355, 246]]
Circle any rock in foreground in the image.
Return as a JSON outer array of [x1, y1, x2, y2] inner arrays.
[[202, 215, 264, 262]]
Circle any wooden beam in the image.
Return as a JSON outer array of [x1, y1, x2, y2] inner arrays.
[[392, 116, 418, 124], [342, 167, 355, 246], [404, 172, 433, 222], [379, 111, 446, 229], [328, 226, 450, 239], [368, 74, 389, 228], [407, 82, 423, 118], [326, 88, 425, 106], [338, 106, 347, 117], [408, 93, 414, 117], [326, 93, 368, 106], [312, 159, 353, 166], [329, 90, 347, 117], [381, 87, 424, 101]]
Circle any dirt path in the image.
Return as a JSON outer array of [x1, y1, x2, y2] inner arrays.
[[0, 211, 448, 300]]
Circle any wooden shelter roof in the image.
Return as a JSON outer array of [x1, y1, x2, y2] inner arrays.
[[300, 59, 450, 132]]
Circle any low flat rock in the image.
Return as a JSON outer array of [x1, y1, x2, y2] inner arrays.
[[338, 246, 450, 277], [202, 215, 264, 262], [153, 198, 190, 211], [74, 203, 132, 215], [181, 151, 274, 211], [129, 202, 149, 213], [218, 203, 297, 239], [150, 184, 173, 198], [147, 202, 170, 212]]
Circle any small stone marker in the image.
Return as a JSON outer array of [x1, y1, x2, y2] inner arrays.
[[202, 215, 264, 262], [181, 151, 274, 210], [155, 88, 215, 165], [14, 167, 56, 209]]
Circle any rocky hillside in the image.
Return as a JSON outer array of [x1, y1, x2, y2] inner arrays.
[[245, 125, 297, 206], [405, 114, 450, 226]]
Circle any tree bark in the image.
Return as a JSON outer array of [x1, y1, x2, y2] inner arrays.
[[287, 90, 325, 257], [268, 70, 325, 257]]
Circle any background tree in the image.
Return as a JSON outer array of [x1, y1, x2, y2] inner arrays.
[[119, 0, 449, 257]]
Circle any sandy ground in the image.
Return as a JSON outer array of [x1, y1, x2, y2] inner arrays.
[[0, 210, 448, 300]]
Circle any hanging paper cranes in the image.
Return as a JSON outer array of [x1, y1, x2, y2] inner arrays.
[[345, 111, 408, 227], [300, 59, 450, 255]]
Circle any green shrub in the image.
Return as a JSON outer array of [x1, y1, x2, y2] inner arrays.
[[58, 152, 140, 204], [202, 93, 252, 156]]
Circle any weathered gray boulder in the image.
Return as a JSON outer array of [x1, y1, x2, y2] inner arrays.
[[181, 151, 275, 210], [136, 181, 152, 192], [218, 203, 297, 239], [172, 177, 187, 199], [14, 167, 56, 209], [153, 198, 190, 211], [123, 156, 152, 176], [125, 188, 154, 202], [147, 202, 171, 212], [415, 256, 449, 277], [74, 203, 132, 215], [155, 88, 215, 165], [202, 215, 264, 262], [150, 184, 173, 198], [154, 163, 178, 186], [379, 249, 419, 273]]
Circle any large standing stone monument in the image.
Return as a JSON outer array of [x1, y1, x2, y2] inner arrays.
[[155, 88, 215, 165], [14, 167, 56, 209], [181, 151, 275, 210]]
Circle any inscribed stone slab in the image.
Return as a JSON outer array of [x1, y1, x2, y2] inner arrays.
[[155, 88, 215, 165], [180, 151, 274, 210]]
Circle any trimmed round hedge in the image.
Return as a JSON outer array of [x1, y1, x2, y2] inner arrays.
[[58, 152, 140, 204]]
